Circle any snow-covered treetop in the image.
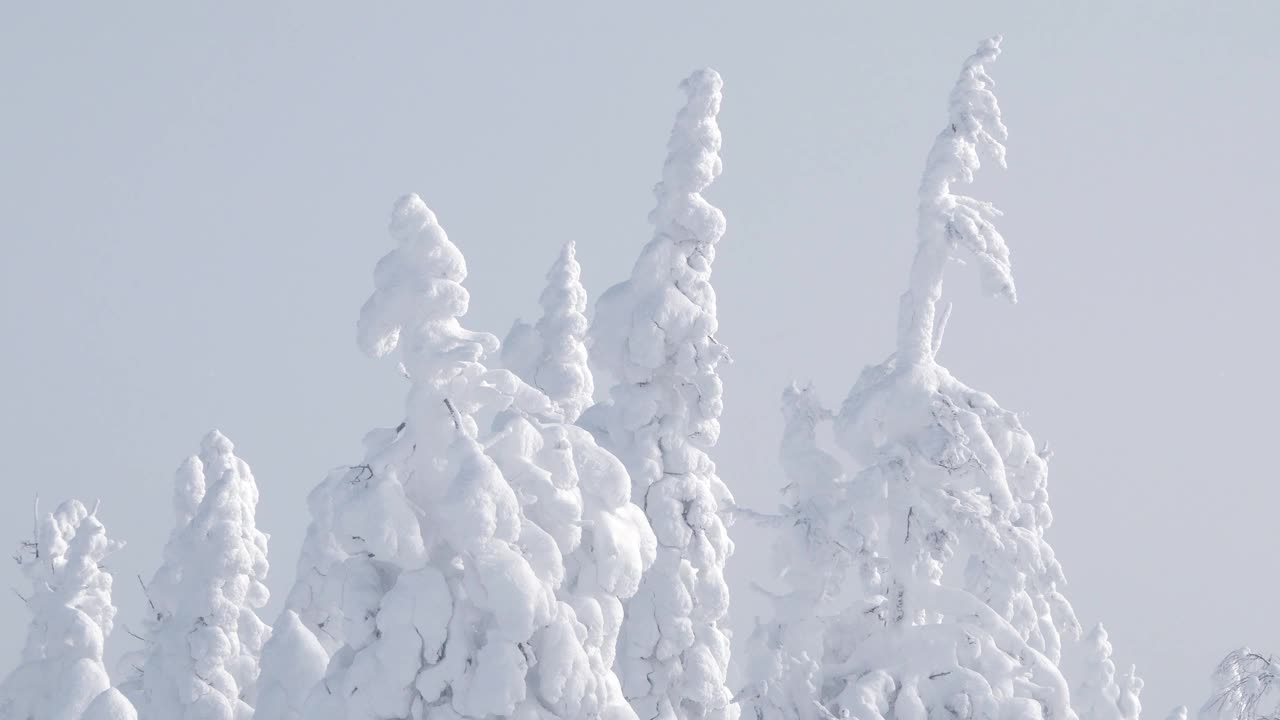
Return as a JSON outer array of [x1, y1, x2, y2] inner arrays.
[[591, 68, 727, 399], [502, 240, 594, 422], [357, 193, 499, 399], [897, 35, 1014, 366]]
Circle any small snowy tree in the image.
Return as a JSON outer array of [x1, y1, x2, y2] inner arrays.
[[83, 689, 139, 720], [0, 500, 129, 720], [1167, 706, 1188, 720], [502, 241, 595, 422], [586, 68, 737, 720], [1200, 648, 1280, 720], [304, 194, 649, 720], [1074, 623, 1133, 720], [127, 431, 271, 720]]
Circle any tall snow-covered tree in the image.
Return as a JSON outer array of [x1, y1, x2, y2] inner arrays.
[[0, 500, 129, 720], [502, 241, 595, 423], [585, 68, 737, 720], [1200, 648, 1279, 720], [126, 431, 271, 720], [304, 194, 651, 720], [753, 36, 1091, 719]]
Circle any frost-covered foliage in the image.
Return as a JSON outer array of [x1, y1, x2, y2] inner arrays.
[[737, 37, 1089, 720], [502, 241, 595, 423], [304, 194, 650, 720], [737, 383, 853, 720], [1075, 623, 1139, 720], [585, 68, 737, 720], [125, 431, 270, 720], [1200, 649, 1280, 720], [0, 500, 127, 720]]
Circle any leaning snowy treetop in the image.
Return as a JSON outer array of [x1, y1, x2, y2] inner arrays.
[[898, 35, 1014, 366]]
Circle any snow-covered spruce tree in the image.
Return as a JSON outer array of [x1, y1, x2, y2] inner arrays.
[[585, 68, 737, 720], [0, 500, 129, 720], [1074, 623, 1135, 720], [304, 194, 649, 720], [502, 241, 595, 423], [127, 431, 270, 720], [1200, 648, 1279, 720], [823, 37, 1087, 719]]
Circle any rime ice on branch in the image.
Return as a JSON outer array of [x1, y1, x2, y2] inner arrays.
[[502, 241, 595, 423], [0, 500, 129, 720], [305, 195, 649, 720], [124, 431, 271, 720], [587, 68, 737, 720]]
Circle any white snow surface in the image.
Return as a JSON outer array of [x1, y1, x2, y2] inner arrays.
[[83, 689, 140, 720], [0, 500, 127, 720], [122, 431, 271, 720], [585, 68, 738, 720], [303, 194, 652, 720], [502, 241, 595, 423]]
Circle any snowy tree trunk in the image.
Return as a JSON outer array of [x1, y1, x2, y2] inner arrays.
[[588, 68, 737, 720]]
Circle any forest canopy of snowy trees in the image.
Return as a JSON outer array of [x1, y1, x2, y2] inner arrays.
[[1, 38, 1261, 720]]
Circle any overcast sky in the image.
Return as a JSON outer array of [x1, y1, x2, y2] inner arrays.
[[2, 2, 1277, 715]]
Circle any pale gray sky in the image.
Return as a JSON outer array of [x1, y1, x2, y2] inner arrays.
[[2, 2, 1276, 715]]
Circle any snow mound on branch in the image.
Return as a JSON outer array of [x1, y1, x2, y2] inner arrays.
[[254, 610, 328, 720], [83, 689, 139, 720]]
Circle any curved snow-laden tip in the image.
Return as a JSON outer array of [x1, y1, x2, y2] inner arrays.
[[200, 429, 234, 454], [679, 67, 723, 103], [389, 193, 438, 244]]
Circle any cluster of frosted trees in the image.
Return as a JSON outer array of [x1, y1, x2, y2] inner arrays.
[[0, 38, 1263, 720]]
